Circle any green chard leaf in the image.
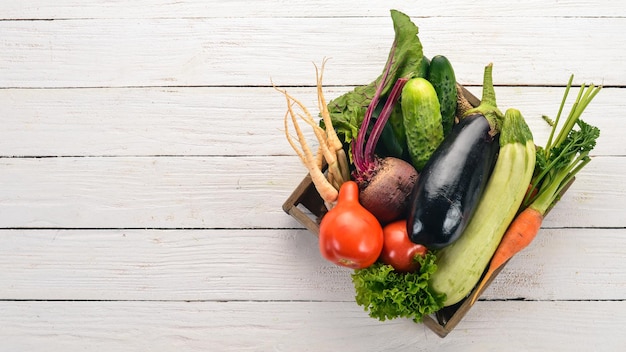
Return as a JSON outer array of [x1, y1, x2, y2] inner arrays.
[[326, 9, 424, 145]]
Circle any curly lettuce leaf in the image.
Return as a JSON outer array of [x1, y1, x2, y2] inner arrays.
[[326, 9, 424, 145], [351, 252, 445, 323]]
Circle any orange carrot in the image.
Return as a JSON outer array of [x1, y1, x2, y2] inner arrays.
[[469, 206, 543, 304]]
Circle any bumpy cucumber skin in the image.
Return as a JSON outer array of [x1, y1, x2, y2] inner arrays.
[[401, 77, 444, 171], [385, 56, 431, 160], [427, 55, 457, 136]]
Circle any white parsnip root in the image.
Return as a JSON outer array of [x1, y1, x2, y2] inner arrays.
[[275, 59, 350, 204]]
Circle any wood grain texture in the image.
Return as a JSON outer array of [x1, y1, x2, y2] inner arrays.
[[0, 86, 619, 157], [1, 0, 624, 348], [0, 16, 622, 88], [0, 156, 623, 229], [0, 86, 324, 157], [0, 228, 624, 302], [2, 0, 625, 19], [1, 300, 625, 351]]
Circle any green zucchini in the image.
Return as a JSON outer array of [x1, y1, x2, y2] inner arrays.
[[430, 108, 536, 306], [401, 77, 444, 171], [427, 55, 457, 136]]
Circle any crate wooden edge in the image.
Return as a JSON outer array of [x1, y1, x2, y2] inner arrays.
[[282, 173, 326, 236]]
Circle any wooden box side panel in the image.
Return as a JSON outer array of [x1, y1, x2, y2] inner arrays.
[[282, 174, 326, 236]]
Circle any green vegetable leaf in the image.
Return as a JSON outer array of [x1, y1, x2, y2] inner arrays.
[[351, 252, 445, 323], [326, 9, 423, 145], [524, 77, 601, 214]]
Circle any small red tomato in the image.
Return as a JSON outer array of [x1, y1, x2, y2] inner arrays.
[[380, 219, 427, 273]]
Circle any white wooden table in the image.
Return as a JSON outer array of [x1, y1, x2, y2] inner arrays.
[[1, 1, 625, 350]]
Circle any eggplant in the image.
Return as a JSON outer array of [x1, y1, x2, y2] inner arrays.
[[407, 113, 500, 249], [406, 63, 504, 249]]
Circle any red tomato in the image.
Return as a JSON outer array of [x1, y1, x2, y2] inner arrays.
[[319, 181, 383, 269], [380, 219, 427, 273]]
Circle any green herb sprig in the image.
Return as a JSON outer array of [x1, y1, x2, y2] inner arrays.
[[524, 75, 601, 214]]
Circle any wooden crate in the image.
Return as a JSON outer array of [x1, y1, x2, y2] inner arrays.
[[282, 170, 500, 337], [281, 86, 568, 338]]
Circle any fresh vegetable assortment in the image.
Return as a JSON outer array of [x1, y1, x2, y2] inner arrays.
[[279, 9, 601, 326]]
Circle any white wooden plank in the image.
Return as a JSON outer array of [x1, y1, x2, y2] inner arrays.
[[0, 229, 344, 301], [0, 1, 622, 350], [0, 86, 616, 157], [0, 16, 622, 87], [0, 86, 323, 157], [1, 300, 624, 351], [0, 156, 622, 229], [2, 0, 625, 19], [0, 155, 615, 229], [480, 228, 626, 301], [539, 156, 626, 229], [0, 228, 623, 301], [0, 156, 295, 229]]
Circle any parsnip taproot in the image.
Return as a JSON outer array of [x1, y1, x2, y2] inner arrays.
[[276, 59, 350, 204]]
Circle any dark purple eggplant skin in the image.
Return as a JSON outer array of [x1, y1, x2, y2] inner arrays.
[[407, 113, 500, 249]]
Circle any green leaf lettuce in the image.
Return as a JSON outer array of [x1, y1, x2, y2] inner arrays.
[[351, 252, 446, 323]]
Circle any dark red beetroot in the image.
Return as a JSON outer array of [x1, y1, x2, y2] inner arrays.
[[352, 49, 418, 225], [354, 156, 418, 224]]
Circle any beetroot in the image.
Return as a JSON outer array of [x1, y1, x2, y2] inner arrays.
[[352, 51, 418, 224], [353, 156, 418, 224]]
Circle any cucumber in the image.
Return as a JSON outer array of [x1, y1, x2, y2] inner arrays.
[[385, 56, 431, 160], [427, 55, 457, 136], [401, 77, 444, 171], [416, 55, 430, 78]]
